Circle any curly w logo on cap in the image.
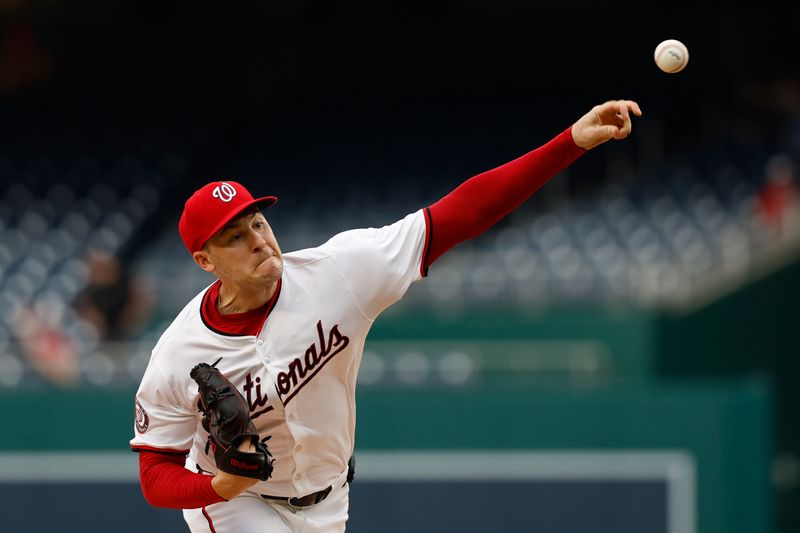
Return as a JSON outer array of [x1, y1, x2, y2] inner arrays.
[[212, 182, 238, 202], [179, 181, 278, 254]]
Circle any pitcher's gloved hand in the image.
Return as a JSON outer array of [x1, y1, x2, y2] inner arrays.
[[190, 360, 274, 480]]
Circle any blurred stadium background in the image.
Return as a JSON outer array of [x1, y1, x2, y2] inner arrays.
[[0, 1, 798, 532]]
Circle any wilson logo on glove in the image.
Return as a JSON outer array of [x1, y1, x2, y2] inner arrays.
[[230, 458, 260, 470]]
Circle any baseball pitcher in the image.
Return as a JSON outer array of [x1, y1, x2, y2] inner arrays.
[[130, 100, 642, 532]]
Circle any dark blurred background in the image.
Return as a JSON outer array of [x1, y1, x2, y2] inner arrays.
[[0, 1, 799, 533], [3, 0, 797, 200]]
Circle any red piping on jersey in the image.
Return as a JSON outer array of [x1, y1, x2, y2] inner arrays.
[[200, 278, 282, 337], [131, 445, 190, 455], [202, 507, 218, 533], [420, 207, 433, 278], [424, 126, 585, 268]]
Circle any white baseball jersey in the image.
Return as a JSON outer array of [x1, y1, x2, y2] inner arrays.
[[131, 210, 428, 498]]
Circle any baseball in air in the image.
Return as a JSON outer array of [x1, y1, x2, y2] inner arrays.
[[654, 39, 689, 73]]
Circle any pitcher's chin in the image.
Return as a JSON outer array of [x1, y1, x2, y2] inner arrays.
[[255, 255, 283, 281]]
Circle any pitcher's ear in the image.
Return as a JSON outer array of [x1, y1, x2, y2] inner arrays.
[[193, 250, 214, 272]]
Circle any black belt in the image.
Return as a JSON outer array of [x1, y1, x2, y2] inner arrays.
[[261, 455, 355, 508], [261, 485, 332, 508]]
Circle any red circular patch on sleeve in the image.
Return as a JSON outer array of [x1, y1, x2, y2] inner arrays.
[[135, 399, 150, 434]]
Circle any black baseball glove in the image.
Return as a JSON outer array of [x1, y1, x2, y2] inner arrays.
[[190, 360, 274, 481]]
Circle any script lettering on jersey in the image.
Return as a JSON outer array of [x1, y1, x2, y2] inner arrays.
[[243, 372, 274, 419], [277, 320, 350, 404]]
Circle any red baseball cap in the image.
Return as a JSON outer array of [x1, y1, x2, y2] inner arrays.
[[179, 181, 278, 253]]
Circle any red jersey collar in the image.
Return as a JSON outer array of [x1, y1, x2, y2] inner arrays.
[[200, 278, 281, 337]]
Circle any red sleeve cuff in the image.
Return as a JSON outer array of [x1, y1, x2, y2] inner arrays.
[[562, 125, 589, 158], [139, 450, 225, 509]]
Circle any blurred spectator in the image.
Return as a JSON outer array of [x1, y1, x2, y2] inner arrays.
[[11, 298, 80, 387], [756, 153, 800, 236], [72, 248, 155, 342]]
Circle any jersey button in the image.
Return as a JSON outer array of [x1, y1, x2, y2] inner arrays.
[[288, 415, 295, 422], [294, 473, 302, 480], [256, 339, 264, 346], [294, 445, 302, 452]]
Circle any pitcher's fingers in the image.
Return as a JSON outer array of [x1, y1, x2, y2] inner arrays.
[[615, 100, 630, 121], [625, 100, 642, 117], [617, 114, 632, 138]]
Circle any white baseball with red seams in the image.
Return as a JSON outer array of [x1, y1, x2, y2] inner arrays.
[[130, 211, 426, 498], [654, 39, 689, 73]]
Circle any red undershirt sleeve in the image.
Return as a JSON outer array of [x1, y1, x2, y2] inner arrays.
[[138, 450, 225, 509], [424, 126, 586, 269]]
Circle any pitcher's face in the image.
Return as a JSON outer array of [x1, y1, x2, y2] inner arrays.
[[194, 210, 283, 288]]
